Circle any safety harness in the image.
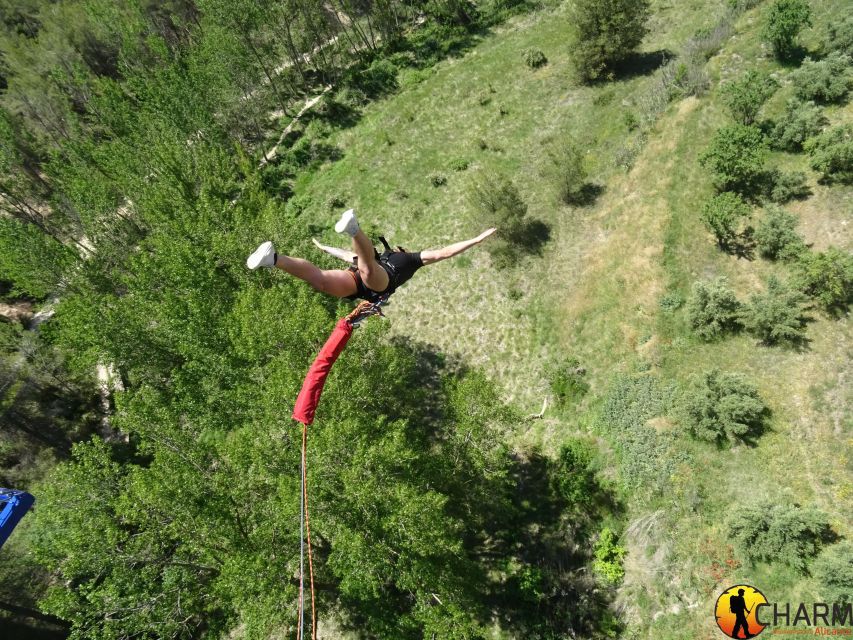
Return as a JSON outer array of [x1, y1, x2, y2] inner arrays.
[[348, 236, 408, 303]]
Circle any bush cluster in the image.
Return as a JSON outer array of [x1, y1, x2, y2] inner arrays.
[[766, 169, 810, 204], [597, 375, 686, 491], [680, 369, 767, 444], [826, 14, 853, 57], [687, 277, 742, 340], [791, 53, 853, 104], [754, 205, 806, 261], [794, 247, 853, 313], [805, 124, 853, 184], [740, 276, 811, 346], [813, 542, 853, 604], [769, 99, 826, 152], [728, 501, 832, 572]]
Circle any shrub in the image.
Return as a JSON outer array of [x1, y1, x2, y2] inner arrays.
[[325, 194, 347, 210], [754, 205, 806, 260], [346, 59, 399, 99], [794, 247, 853, 313], [721, 70, 779, 125], [813, 542, 853, 604], [549, 358, 589, 407], [701, 192, 752, 249], [766, 169, 811, 203], [659, 291, 684, 311], [570, 0, 652, 83], [335, 85, 368, 108], [761, 0, 812, 60], [545, 141, 588, 205], [729, 501, 832, 572], [769, 99, 827, 151], [468, 173, 532, 267], [687, 278, 743, 340], [597, 375, 687, 491], [826, 14, 853, 57], [680, 369, 767, 444], [699, 125, 768, 194], [592, 528, 626, 585], [740, 276, 811, 345], [805, 124, 853, 183], [791, 53, 853, 104], [429, 171, 448, 187], [523, 47, 547, 68], [449, 157, 469, 171], [284, 193, 312, 217], [552, 439, 597, 509]]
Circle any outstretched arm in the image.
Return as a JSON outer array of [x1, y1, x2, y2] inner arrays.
[[421, 228, 496, 265], [312, 237, 357, 263]]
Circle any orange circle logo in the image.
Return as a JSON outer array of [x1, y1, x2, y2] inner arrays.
[[715, 585, 768, 638]]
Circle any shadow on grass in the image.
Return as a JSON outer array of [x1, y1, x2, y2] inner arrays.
[[327, 335, 623, 639], [610, 49, 673, 81], [566, 183, 605, 207]]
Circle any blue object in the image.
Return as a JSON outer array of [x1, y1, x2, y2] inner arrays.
[[0, 488, 35, 549]]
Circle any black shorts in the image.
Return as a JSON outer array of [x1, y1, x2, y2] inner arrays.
[[346, 251, 423, 302]]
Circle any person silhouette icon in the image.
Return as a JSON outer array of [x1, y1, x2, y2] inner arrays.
[[730, 589, 753, 639]]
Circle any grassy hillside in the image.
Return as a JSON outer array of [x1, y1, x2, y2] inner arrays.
[[281, 0, 852, 637]]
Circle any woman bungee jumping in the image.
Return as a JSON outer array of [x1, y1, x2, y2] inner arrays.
[[246, 208, 496, 303]]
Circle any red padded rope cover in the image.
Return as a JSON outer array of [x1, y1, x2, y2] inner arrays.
[[292, 318, 353, 425]]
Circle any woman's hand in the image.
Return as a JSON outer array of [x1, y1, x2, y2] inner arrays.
[[476, 228, 497, 243]]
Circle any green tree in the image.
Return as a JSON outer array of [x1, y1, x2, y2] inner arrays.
[[699, 124, 768, 194], [570, 0, 651, 83], [761, 0, 812, 60], [687, 277, 743, 340], [740, 276, 811, 345], [0, 217, 78, 299], [680, 369, 767, 444], [700, 191, 752, 250], [729, 501, 832, 572], [721, 70, 778, 125], [794, 247, 853, 313], [754, 205, 806, 260]]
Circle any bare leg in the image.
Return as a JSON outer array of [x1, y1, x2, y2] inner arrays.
[[421, 228, 496, 265], [350, 229, 390, 292], [312, 238, 356, 263], [274, 255, 357, 298]]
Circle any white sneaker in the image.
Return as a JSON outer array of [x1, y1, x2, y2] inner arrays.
[[246, 241, 276, 269], [334, 208, 359, 237]]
